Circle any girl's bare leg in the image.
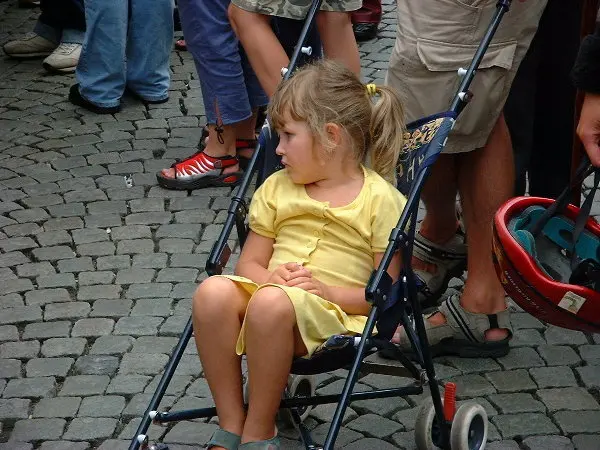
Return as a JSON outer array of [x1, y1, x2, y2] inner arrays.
[[317, 11, 361, 76], [240, 287, 308, 443], [228, 5, 289, 97], [192, 277, 249, 448]]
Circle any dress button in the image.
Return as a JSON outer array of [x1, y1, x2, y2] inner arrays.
[[313, 231, 319, 237]]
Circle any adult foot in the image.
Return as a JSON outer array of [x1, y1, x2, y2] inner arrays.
[[3, 32, 56, 58], [412, 225, 467, 307], [43, 42, 81, 73], [69, 84, 121, 115], [391, 294, 512, 358], [157, 151, 242, 190]]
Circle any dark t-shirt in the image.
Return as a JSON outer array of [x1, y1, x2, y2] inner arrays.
[[573, 25, 600, 94]]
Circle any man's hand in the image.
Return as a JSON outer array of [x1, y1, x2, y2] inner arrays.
[[577, 93, 600, 167], [266, 262, 310, 285]]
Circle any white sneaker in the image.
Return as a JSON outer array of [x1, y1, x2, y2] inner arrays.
[[43, 43, 82, 73], [2, 32, 57, 58]]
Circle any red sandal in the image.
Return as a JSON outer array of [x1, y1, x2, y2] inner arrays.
[[175, 38, 187, 51], [156, 151, 243, 190]]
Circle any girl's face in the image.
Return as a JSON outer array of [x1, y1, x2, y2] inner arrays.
[[275, 118, 326, 185]]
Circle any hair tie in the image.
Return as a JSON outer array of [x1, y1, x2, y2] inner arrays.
[[366, 83, 377, 97]]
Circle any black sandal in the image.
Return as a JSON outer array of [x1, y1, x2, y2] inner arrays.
[[156, 151, 242, 190], [236, 138, 258, 171]]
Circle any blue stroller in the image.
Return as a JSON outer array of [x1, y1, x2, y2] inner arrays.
[[129, 1, 515, 449]]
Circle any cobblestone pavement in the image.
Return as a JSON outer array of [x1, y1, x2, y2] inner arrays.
[[1, 2, 600, 449]]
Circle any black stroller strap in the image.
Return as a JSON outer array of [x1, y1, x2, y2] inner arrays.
[[570, 169, 600, 271], [531, 155, 595, 237]]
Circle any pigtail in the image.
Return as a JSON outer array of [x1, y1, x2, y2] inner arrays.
[[368, 85, 406, 185]]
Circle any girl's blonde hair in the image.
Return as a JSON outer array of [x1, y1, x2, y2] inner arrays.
[[268, 60, 406, 184]]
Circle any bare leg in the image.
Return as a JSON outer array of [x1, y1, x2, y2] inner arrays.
[[415, 153, 460, 273], [241, 287, 307, 443], [192, 277, 249, 448], [428, 114, 512, 340], [228, 5, 289, 97], [316, 11, 361, 76], [235, 109, 259, 140]]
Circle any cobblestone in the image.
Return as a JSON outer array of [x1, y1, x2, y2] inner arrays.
[[1, 4, 599, 448]]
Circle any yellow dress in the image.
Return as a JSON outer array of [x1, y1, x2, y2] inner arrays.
[[226, 166, 407, 357]]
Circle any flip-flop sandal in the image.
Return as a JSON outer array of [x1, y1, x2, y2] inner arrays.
[[175, 38, 187, 51], [207, 428, 241, 449], [238, 434, 280, 449], [389, 293, 512, 359], [414, 228, 467, 308], [156, 151, 242, 190]]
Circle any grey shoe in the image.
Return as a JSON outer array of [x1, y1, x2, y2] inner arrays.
[[238, 435, 280, 449], [393, 294, 512, 358], [3, 32, 56, 58], [43, 42, 81, 73], [413, 229, 467, 308], [207, 428, 241, 450]]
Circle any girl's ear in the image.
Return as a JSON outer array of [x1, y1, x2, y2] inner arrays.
[[325, 123, 342, 146]]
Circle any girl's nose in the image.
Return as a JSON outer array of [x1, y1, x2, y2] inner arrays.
[[275, 144, 284, 156]]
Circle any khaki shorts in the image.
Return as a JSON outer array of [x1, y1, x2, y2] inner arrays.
[[386, 0, 548, 153], [232, 0, 361, 20]]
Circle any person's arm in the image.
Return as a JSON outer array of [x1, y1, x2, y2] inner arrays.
[[574, 25, 600, 166], [286, 251, 402, 316], [234, 231, 311, 285], [324, 252, 402, 315], [234, 231, 275, 284]]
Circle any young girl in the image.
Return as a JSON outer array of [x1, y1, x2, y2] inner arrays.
[[192, 61, 406, 450], [228, 0, 361, 98]]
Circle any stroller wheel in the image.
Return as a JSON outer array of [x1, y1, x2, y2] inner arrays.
[[285, 375, 315, 422], [414, 397, 443, 450], [450, 402, 487, 450]]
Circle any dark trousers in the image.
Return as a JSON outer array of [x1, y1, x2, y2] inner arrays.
[[351, 0, 382, 25], [40, 0, 85, 31], [505, 0, 583, 198]]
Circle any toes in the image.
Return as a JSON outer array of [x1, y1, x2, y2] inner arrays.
[[161, 168, 175, 178]]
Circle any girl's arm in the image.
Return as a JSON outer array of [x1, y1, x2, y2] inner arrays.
[[289, 252, 402, 316], [234, 231, 275, 284], [324, 252, 402, 315]]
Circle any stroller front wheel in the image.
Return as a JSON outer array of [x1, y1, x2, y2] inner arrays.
[[450, 402, 487, 450]]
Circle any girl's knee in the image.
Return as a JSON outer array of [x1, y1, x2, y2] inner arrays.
[[193, 277, 238, 317], [245, 287, 295, 327]]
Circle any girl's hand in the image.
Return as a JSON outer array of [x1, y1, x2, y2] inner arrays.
[[267, 262, 309, 285], [286, 275, 330, 299]]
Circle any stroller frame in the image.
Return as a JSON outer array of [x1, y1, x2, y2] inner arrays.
[[129, 1, 514, 449]]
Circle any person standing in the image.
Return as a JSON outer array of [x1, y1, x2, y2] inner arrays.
[[3, 0, 84, 73], [69, 0, 173, 114], [505, 0, 584, 198]]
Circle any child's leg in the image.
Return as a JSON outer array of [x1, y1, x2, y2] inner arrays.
[[192, 277, 249, 439], [240, 287, 308, 443], [316, 11, 361, 76], [228, 5, 289, 97]]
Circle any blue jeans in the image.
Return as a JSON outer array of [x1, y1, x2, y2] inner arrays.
[[76, 0, 174, 108], [178, 0, 267, 125]]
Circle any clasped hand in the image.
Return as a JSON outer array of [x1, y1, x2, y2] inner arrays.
[[267, 262, 329, 298]]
